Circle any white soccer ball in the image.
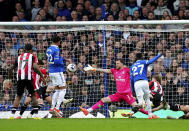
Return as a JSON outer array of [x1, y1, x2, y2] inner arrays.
[[67, 63, 77, 72]]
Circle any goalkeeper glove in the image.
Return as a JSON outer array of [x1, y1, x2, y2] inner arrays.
[[83, 64, 96, 71]]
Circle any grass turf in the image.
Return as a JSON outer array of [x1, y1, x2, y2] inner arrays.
[[0, 118, 188, 131]]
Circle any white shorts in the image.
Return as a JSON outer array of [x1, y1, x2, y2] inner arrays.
[[134, 80, 150, 101], [49, 72, 66, 87]]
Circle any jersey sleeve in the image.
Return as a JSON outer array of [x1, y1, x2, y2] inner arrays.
[[130, 68, 135, 93], [110, 68, 115, 74], [149, 81, 154, 90], [146, 54, 162, 65]]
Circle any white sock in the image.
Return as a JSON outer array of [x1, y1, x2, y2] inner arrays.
[[145, 97, 152, 117], [87, 108, 93, 112], [51, 90, 60, 109], [56, 89, 66, 109]]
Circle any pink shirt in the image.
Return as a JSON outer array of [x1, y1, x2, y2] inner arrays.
[[111, 67, 131, 94]]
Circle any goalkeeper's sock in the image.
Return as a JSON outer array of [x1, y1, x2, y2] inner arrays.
[[91, 100, 104, 111], [11, 107, 17, 114], [51, 90, 60, 109], [139, 108, 148, 115], [56, 89, 66, 109], [20, 105, 27, 115]]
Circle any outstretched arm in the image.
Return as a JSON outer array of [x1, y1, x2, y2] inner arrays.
[[146, 54, 162, 65], [84, 64, 112, 74]]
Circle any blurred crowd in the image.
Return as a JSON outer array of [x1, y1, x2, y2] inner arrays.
[[0, 0, 189, 111]]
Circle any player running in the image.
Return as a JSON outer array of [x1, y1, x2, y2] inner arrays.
[[79, 59, 149, 116], [130, 53, 162, 119], [46, 35, 72, 117]]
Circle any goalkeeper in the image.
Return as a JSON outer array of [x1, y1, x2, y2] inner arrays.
[[79, 59, 149, 116]]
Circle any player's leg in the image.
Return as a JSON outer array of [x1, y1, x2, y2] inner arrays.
[[18, 96, 32, 118], [49, 73, 59, 111], [134, 81, 145, 107], [142, 81, 154, 118], [80, 95, 114, 115], [26, 80, 39, 118], [55, 72, 70, 109], [10, 80, 24, 119]]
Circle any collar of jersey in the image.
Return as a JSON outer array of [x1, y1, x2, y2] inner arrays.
[[51, 45, 58, 47]]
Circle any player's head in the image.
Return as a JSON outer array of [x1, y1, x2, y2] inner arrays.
[[115, 59, 125, 69], [152, 74, 162, 83], [25, 44, 33, 53], [135, 53, 143, 61], [38, 60, 44, 67], [52, 35, 61, 45]]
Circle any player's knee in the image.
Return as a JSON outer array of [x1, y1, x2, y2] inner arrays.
[[101, 98, 107, 103]]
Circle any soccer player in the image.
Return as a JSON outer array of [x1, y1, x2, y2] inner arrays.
[[167, 104, 189, 119], [46, 35, 72, 117], [17, 60, 51, 119], [79, 59, 149, 116], [130, 53, 162, 119], [149, 74, 166, 112], [8, 44, 46, 119]]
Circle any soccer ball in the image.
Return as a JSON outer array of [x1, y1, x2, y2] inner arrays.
[[67, 63, 77, 72]]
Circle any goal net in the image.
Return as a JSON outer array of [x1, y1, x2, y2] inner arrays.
[[0, 21, 189, 118]]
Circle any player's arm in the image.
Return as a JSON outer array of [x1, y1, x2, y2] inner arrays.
[[32, 56, 46, 84], [146, 54, 162, 65], [130, 68, 135, 93], [83, 64, 112, 74]]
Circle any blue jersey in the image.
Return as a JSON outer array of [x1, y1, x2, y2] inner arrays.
[[46, 45, 65, 73], [130, 54, 162, 92]]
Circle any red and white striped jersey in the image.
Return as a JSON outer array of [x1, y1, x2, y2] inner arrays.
[[33, 68, 47, 90], [149, 80, 163, 100], [17, 53, 37, 80]]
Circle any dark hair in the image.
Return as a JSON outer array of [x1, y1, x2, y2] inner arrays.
[[135, 53, 143, 61], [38, 60, 44, 65], [52, 35, 61, 43], [116, 59, 125, 65], [25, 44, 33, 51]]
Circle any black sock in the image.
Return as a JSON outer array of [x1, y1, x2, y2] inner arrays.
[[11, 107, 17, 114], [31, 106, 39, 115], [20, 105, 27, 115]]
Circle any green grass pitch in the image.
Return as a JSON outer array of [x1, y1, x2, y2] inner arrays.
[[0, 118, 188, 131]]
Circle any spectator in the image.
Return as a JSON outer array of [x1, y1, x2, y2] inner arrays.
[[163, 49, 173, 70], [70, 10, 79, 21], [76, 3, 84, 20], [125, 0, 140, 16], [140, 7, 148, 20], [170, 59, 179, 74], [182, 52, 189, 70], [118, 0, 126, 11], [95, 7, 103, 20], [109, 2, 120, 20], [57, 0, 71, 19], [148, 11, 155, 20], [174, 86, 189, 105], [183, 38, 189, 53], [154, 0, 172, 20], [31, 0, 41, 21]]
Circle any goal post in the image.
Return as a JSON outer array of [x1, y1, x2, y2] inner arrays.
[[0, 20, 189, 118]]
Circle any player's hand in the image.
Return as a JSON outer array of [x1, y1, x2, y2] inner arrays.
[[42, 78, 47, 85], [83, 64, 96, 71], [3, 79, 13, 90]]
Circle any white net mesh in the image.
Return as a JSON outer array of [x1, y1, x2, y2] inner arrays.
[[0, 22, 189, 117]]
